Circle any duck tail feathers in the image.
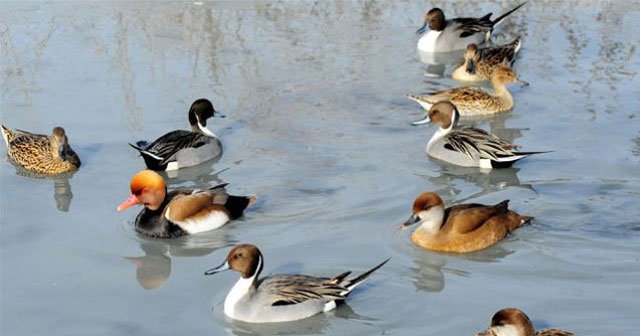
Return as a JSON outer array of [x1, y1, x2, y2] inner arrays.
[[206, 183, 229, 192], [512, 36, 522, 53], [516, 150, 553, 156], [1, 124, 10, 147], [492, 1, 527, 27], [129, 143, 164, 163], [343, 258, 390, 295], [494, 200, 510, 213], [406, 93, 425, 102]]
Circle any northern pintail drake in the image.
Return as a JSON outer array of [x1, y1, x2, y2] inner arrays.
[[129, 99, 223, 171], [416, 2, 527, 53], [452, 38, 521, 82], [1, 125, 80, 175], [117, 170, 255, 238], [415, 101, 547, 168], [205, 244, 389, 323], [408, 66, 528, 117], [403, 192, 532, 253], [476, 308, 575, 336]]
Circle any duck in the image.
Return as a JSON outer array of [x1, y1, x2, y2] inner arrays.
[[116, 170, 255, 238], [1, 125, 81, 175], [408, 66, 528, 117], [204, 244, 389, 323], [129, 99, 223, 171], [414, 101, 547, 169], [452, 37, 522, 82], [403, 192, 532, 253], [476, 308, 575, 336], [416, 2, 527, 53]]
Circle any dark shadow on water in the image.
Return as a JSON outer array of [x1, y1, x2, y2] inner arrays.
[[124, 233, 235, 290]]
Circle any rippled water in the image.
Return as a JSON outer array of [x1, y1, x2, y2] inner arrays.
[[1, 1, 639, 335]]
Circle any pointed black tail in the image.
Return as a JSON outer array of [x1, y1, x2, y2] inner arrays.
[[344, 258, 390, 293], [492, 2, 527, 27]]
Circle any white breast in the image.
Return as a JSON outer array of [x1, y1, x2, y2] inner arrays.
[[491, 325, 520, 336], [417, 30, 442, 53], [224, 276, 254, 319], [174, 211, 230, 234]]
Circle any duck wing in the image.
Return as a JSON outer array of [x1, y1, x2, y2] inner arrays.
[[132, 130, 209, 165], [443, 127, 520, 161], [164, 184, 230, 223], [480, 37, 520, 65], [445, 200, 510, 234], [451, 14, 494, 38], [259, 274, 349, 306]]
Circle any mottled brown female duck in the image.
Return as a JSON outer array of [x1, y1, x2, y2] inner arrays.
[[1, 125, 80, 175], [403, 192, 532, 253], [408, 66, 528, 117], [452, 37, 521, 82]]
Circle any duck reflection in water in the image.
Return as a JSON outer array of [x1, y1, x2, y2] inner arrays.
[[417, 49, 466, 78], [220, 297, 377, 336], [407, 244, 513, 293], [12, 166, 76, 212], [124, 234, 233, 290], [160, 154, 223, 181]]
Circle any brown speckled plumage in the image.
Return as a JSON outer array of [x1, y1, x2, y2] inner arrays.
[[408, 66, 526, 116], [1, 125, 80, 175], [453, 38, 521, 82]]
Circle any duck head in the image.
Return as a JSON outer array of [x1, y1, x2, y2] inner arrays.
[[412, 101, 460, 129], [403, 192, 445, 234], [464, 43, 480, 74], [50, 127, 69, 160], [187, 98, 224, 137], [491, 66, 529, 88], [205, 244, 264, 279], [476, 308, 536, 336], [117, 170, 167, 212], [417, 8, 445, 34]]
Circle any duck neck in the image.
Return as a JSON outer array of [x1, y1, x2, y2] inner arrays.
[[491, 79, 513, 104], [224, 257, 261, 315], [49, 137, 63, 160], [192, 122, 217, 138]]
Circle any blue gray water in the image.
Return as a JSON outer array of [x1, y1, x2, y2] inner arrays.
[[1, 1, 639, 335]]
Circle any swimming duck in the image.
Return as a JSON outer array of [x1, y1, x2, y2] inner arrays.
[[129, 99, 222, 171], [408, 66, 528, 117], [117, 170, 255, 238], [1, 125, 80, 175], [452, 38, 521, 82], [403, 192, 532, 253], [415, 101, 547, 168], [416, 2, 527, 53], [476, 308, 575, 336], [205, 244, 389, 323]]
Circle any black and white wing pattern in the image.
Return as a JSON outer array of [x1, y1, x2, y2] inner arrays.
[[451, 15, 494, 38], [131, 130, 209, 165], [259, 274, 349, 306], [443, 127, 520, 161]]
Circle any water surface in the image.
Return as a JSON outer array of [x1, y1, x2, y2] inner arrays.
[[1, 1, 639, 335]]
